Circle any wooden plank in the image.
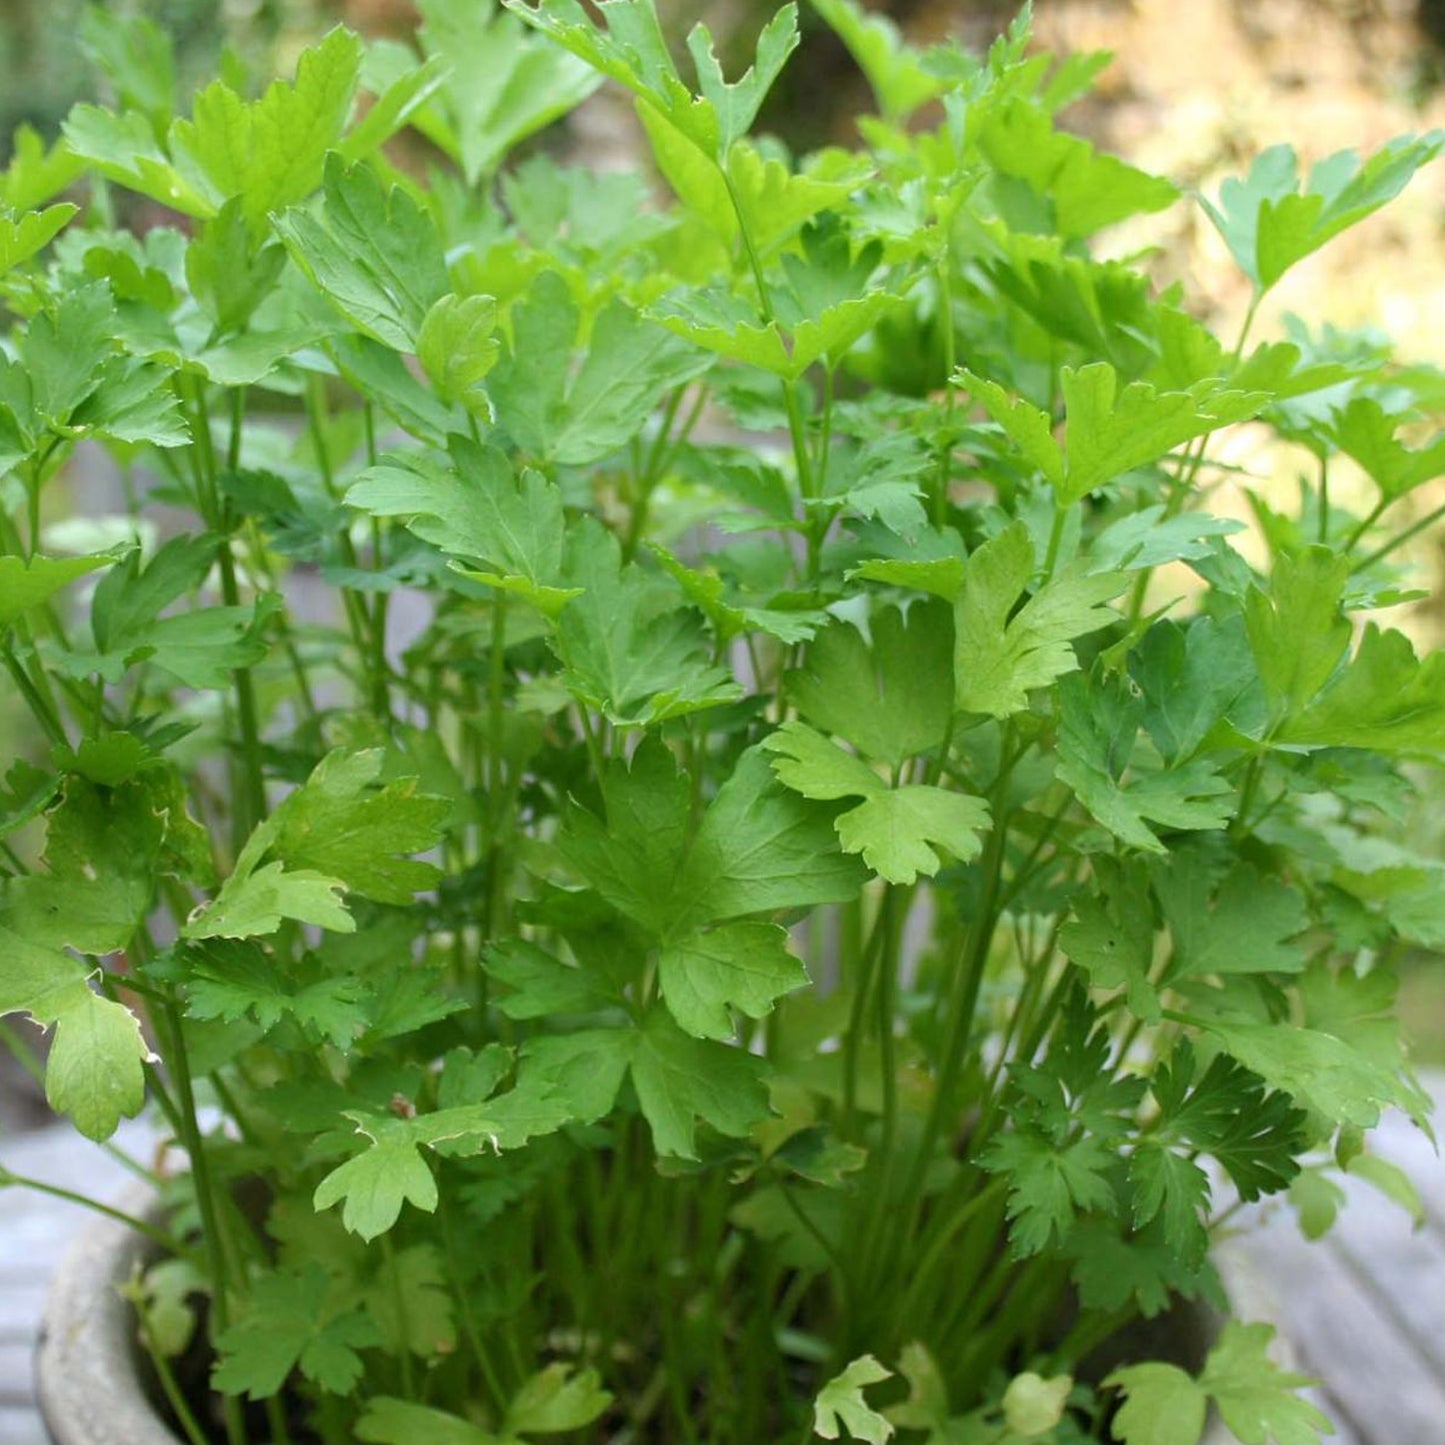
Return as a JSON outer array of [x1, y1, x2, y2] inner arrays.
[[1223, 1201, 1445, 1445], [0, 1406, 46, 1445]]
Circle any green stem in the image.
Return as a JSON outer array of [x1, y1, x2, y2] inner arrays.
[[0, 1170, 196, 1263], [1351, 497, 1445, 575], [158, 1002, 247, 1445]]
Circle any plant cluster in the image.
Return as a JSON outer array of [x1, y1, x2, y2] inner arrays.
[[2, 2, 1444, 1442]]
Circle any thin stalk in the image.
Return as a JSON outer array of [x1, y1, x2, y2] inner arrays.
[[933, 252, 957, 528], [381, 1233, 417, 1399], [158, 1002, 247, 1445], [0, 1170, 196, 1263], [136, 1312, 211, 1445], [1351, 497, 1445, 575]]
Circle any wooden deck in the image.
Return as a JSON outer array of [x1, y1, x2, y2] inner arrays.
[[1, 1098, 1442, 1444]]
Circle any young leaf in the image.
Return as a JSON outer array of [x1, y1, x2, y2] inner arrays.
[[0, 553, 115, 630], [170, 27, 363, 236], [348, 437, 572, 609], [1199, 1323, 1332, 1445], [487, 270, 710, 465], [505, 1363, 613, 1435], [764, 720, 990, 885], [0, 202, 79, 278], [413, 0, 602, 183], [274, 153, 448, 350], [1106, 1363, 1208, 1445], [183, 861, 354, 941], [814, 1355, 894, 1445], [417, 293, 499, 413], [953, 521, 1125, 718], [357, 1398, 501, 1445], [811, 0, 944, 123], [1202, 135, 1445, 295]]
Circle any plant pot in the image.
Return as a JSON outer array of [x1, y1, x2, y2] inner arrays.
[[35, 1189, 182, 1445]]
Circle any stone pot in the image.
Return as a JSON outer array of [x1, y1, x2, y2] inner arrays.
[[35, 1192, 183, 1445]]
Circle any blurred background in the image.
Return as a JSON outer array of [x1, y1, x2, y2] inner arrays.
[[3, 0, 1445, 1068]]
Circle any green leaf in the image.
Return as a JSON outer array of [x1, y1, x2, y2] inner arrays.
[[80, 8, 176, 124], [183, 860, 354, 940], [212, 1264, 380, 1398], [1061, 858, 1159, 1020], [1149, 1044, 1305, 1203], [785, 601, 954, 767], [417, 293, 499, 413], [1056, 672, 1233, 854], [504, 0, 797, 161], [0, 202, 78, 277], [814, 1355, 894, 1444], [981, 1128, 1117, 1256], [182, 939, 368, 1048], [170, 27, 363, 235], [811, 0, 943, 122], [958, 363, 1268, 505], [953, 521, 1125, 718], [1244, 548, 1352, 725], [1, 773, 179, 954], [0, 927, 153, 1142], [659, 920, 808, 1039], [313, 1133, 442, 1243], [413, 0, 601, 183], [83, 535, 269, 690], [1330, 395, 1445, 501], [362, 1242, 457, 1359], [556, 734, 693, 935], [764, 720, 990, 885], [274, 153, 448, 350], [1277, 623, 1445, 753], [630, 1009, 769, 1158], [0, 553, 115, 629], [1202, 135, 1445, 294], [1199, 1323, 1332, 1445], [488, 271, 710, 466], [265, 749, 447, 906], [977, 97, 1179, 239], [483, 939, 615, 1019], [1106, 1363, 1207, 1445], [1155, 857, 1308, 982], [0, 125, 85, 212], [357, 1399, 502, 1445], [680, 746, 867, 924], [555, 520, 740, 724], [505, 1363, 613, 1435], [349, 437, 571, 609], [1206, 1016, 1413, 1130]]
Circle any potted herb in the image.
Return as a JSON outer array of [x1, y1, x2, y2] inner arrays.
[[3, 1, 1442, 1441]]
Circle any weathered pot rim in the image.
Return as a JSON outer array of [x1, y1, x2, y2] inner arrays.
[[33, 1190, 1289, 1444], [35, 1184, 184, 1445]]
